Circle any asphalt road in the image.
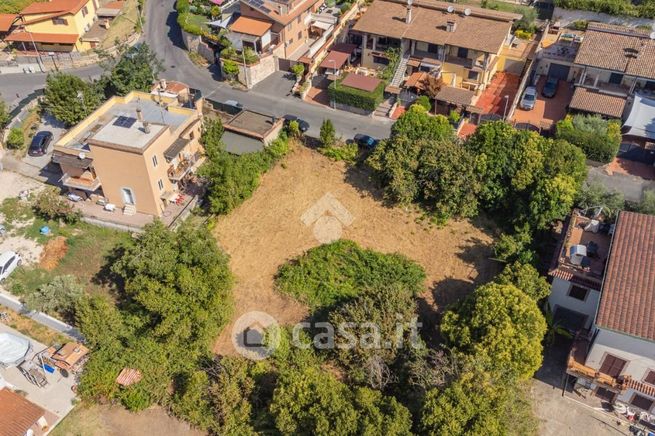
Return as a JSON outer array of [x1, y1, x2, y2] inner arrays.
[[0, 1, 392, 140]]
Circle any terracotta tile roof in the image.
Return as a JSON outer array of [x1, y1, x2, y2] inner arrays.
[[0, 389, 45, 436], [103, 1, 125, 9], [21, 0, 89, 15], [435, 85, 475, 106], [352, 0, 518, 54], [569, 87, 626, 119], [340, 72, 382, 92], [229, 16, 272, 37], [0, 14, 18, 32], [405, 71, 427, 90], [596, 211, 655, 341], [5, 31, 79, 44], [319, 44, 356, 69], [574, 23, 655, 80], [240, 0, 322, 26]]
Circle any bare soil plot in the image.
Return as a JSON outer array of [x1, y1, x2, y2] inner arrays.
[[51, 404, 206, 436], [213, 146, 498, 354]]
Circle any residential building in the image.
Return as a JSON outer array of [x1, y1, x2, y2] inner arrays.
[[203, 99, 284, 155], [538, 23, 655, 119], [0, 388, 50, 436], [350, 0, 526, 109], [0, 14, 18, 39], [52, 90, 204, 217], [549, 210, 655, 414], [4, 0, 99, 52]]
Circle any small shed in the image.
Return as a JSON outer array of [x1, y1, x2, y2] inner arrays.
[[116, 368, 143, 387]]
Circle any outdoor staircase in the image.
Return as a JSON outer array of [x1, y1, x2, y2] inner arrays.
[[122, 204, 136, 216], [389, 51, 411, 88], [374, 97, 394, 118]]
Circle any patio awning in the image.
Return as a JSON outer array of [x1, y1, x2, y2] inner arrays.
[[436, 86, 475, 107], [319, 45, 356, 70], [341, 73, 382, 92], [623, 93, 655, 141], [52, 151, 93, 169], [164, 137, 190, 161], [311, 20, 333, 31], [569, 87, 625, 119]]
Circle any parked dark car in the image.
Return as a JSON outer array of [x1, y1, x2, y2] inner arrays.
[[542, 76, 559, 98], [283, 114, 309, 132], [354, 134, 379, 149], [27, 131, 53, 157]]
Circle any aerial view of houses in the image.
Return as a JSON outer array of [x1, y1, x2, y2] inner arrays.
[[1, 0, 655, 434]]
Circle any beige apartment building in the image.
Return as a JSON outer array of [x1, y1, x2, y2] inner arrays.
[[53, 91, 204, 217]]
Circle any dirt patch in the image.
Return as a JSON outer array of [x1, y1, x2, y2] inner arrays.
[[0, 170, 42, 202], [0, 235, 42, 265], [51, 404, 206, 436], [212, 146, 498, 354], [39, 236, 68, 271]]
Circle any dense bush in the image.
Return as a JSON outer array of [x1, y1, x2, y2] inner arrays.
[[555, 0, 655, 18], [575, 178, 625, 219], [276, 240, 425, 309], [556, 114, 621, 163], [33, 187, 81, 223], [200, 119, 291, 214], [22, 275, 83, 320], [319, 142, 358, 162], [414, 95, 432, 112], [328, 79, 385, 112], [6, 127, 24, 149]]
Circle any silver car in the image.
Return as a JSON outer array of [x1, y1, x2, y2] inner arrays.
[[520, 86, 537, 111]]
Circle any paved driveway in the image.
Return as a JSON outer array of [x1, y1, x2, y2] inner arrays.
[[252, 71, 296, 99], [512, 77, 574, 130], [588, 166, 655, 203], [21, 114, 65, 172]]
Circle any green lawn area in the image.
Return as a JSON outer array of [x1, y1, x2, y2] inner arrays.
[[1, 197, 132, 299], [184, 12, 211, 34], [0, 0, 45, 13]]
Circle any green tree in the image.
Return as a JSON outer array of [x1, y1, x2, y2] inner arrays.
[[441, 283, 546, 381], [329, 284, 417, 387], [201, 118, 224, 158], [555, 114, 621, 163], [575, 178, 625, 219], [390, 104, 453, 143], [22, 275, 84, 319], [222, 59, 239, 79], [287, 119, 301, 138], [639, 189, 655, 215], [33, 187, 81, 223], [525, 174, 577, 230], [320, 119, 336, 148], [76, 294, 125, 349], [291, 63, 305, 80], [103, 43, 164, 96], [43, 73, 102, 127], [6, 127, 24, 149], [495, 261, 550, 301], [414, 95, 431, 112], [0, 99, 10, 128], [210, 5, 221, 18], [111, 221, 233, 356]]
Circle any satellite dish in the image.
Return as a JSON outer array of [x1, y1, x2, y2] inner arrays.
[[464, 8, 471, 15], [447, 5, 454, 13], [650, 31, 655, 40], [78, 152, 86, 160]]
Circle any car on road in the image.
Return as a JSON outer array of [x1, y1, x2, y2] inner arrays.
[[224, 100, 243, 109], [0, 251, 21, 282], [519, 86, 537, 110], [27, 131, 53, 157], [354, 134, 379, 149], [542, 76, 559, 98], [283, 115, 309, 132]]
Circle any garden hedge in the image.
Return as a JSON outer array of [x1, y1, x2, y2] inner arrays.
[[328, 80, 385, 112], [555, 114, 621, 163]]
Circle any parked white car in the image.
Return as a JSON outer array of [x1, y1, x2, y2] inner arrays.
[[0, 251, 21, 282], [519, 86, 537, 110]]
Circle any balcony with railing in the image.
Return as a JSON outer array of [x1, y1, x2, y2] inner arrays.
[[579, 76, 631, 97], [167, 152, 201, 181], [444, 55, 474, 69], [61, 171, 101, 191], [567, 332, 630, 391]]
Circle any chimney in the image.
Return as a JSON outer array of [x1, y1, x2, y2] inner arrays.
[[143, 121, 151, 134], [136, 107, 143, 123], [159, 78, 167, 91], [446, 20, 456, 32]]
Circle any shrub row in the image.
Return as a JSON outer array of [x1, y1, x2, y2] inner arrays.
[[328, 80, 385, 112], [555, 114, 621, 163]]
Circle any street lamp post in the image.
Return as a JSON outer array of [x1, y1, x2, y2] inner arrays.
[[330, 59, 337, 110], [503, 94, 510, 120], [27, 31, 45, 72]]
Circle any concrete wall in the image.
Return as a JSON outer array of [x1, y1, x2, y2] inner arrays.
[[552, 7, 655, 29], [548, 277, 600, 330], [586, 328, 655, 383], [231, 53, 278, 88], [181, 28, 202, 52]]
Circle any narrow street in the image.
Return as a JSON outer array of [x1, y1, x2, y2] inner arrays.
[[0, 0, 392, 140]]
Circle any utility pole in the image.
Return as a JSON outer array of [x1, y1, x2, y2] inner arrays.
[[241, 40, 250, 88], [503, 94, 510, 120], [27, 31, 45, 72]]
